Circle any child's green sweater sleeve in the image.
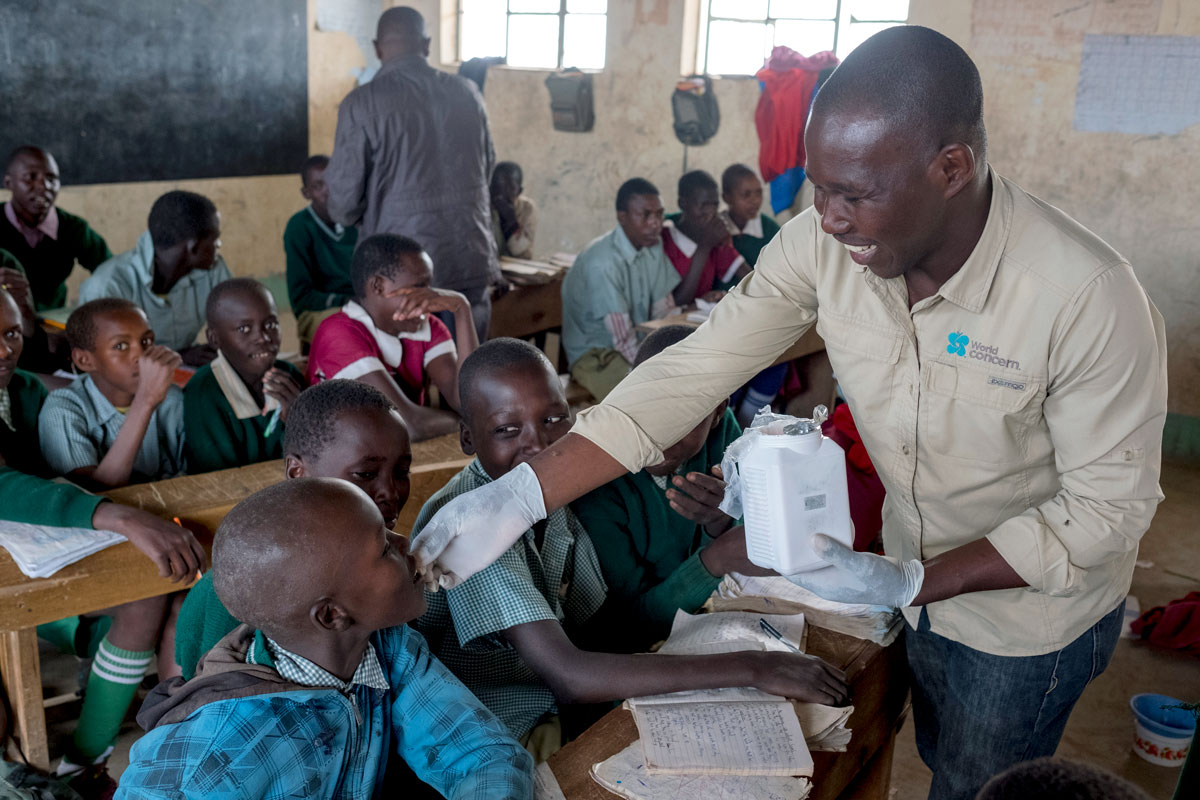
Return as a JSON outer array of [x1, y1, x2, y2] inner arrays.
[[174, 571, 242, 680], [0, 466, 103, 529]]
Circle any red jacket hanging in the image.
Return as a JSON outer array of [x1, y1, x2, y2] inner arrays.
[[755, 48, 840, 182]]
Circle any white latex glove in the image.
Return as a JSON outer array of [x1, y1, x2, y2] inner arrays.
[[785, 533, 925, 608], [410, 461, 547, 590]]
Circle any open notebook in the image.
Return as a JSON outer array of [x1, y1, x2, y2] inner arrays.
[[591, 742, 812, 800]]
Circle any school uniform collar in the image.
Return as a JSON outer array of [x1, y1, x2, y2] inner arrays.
[[0, 387, 13, 432], [665, 222, 698, 258], [739, 214, 764, 238], [210, 350, 279, 420], [306, 205, 346, 241], [80, 373, 124, 426], [248, 630, 389, 692], [127, 231, 206, 293], [5, 203, 59, 249], [342, 300, 432, 369]]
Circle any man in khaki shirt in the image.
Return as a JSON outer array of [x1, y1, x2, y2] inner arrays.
[[412, 27, 1166, 799]]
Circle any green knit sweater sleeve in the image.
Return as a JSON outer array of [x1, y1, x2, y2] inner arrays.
[[182, 365, 246, 474], [0, 466, 104, 529], [58, 208, 112, 271], [174, 571, 242, 680]]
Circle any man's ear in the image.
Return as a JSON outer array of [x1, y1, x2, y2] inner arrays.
[[459, 419, 475, 455], [310, 597, 353, 633], [71, 347, 95, 374], [934, 142, 977, 200], [284, 454, 307, 479], [300, 184, 313, 202]]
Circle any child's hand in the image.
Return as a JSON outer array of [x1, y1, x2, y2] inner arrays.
[[698, 214, 732, 249], [135, 345, 182, 408], [262, 368, 302, 422], [699, 525, 776, 577], [746, 650, 849, 706], [667, 465, 733, 535], [387, 286, 468, 320], [93, 503, 207, 582], [700, 289, 726, 304]]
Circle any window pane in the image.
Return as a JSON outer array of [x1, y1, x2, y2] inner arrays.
[[769, 0, 838, 19], [705, 20, 769, 75], [846, 0, 909, 21], [509, 0, 561, 12], [563, 14, 606, 69], [567, 0, 607, 12], [460, 2, 507, 60], [836, 21, 903, 59], [506, 13, 561, 69], [773, 19, 836, 57], [709, 0, 768, 21]]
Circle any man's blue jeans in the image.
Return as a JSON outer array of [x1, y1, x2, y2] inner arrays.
[[906, 601, 1124, 800]]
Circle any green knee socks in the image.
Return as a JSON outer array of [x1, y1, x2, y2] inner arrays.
[[70, 636, 153, 762]]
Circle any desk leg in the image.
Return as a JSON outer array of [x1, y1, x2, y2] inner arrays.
[[837, 727, 898, 800], [0, 628, 50, 771]]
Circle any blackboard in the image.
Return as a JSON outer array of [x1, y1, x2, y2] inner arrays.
[[0, 0, 308, 185]]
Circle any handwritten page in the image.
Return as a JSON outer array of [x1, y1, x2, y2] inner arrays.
[[656, 610, 806, 655], [633, 701, 813, 776], [0, 520, 126, 578], [591, 742, 811, 800]]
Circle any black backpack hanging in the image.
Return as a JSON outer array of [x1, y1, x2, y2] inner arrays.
[[672, 75, 720, 146]]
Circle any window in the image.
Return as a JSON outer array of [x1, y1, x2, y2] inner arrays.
[[457, 0, 607, 71], [697, 0, 908, 77]]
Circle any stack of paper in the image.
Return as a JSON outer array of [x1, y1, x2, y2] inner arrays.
[[548, 252, 576, 268], [499, 256, 572, 285], [685, 297, 718, 324], [711, 574, 903, 646], [0, 521, 126, 579], [591, 742, 811, 800]]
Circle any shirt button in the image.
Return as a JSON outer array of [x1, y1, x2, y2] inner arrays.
[[902, 445, 911, 456]]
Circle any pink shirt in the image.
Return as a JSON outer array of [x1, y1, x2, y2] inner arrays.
[[307, 301, 455, 404], [5, 203, 59, 249]]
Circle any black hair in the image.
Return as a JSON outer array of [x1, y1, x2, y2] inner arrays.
[[147, 190, 218, 251], [301, 154, 330, 186], [5, 145, 50, 174], [721, 163, 757, 195], [65, 298, 143, 352], [813, 25, 987, 161], [491, 161, 522, 187], [457, 338, 555, 425], [677, 170, 718, 206], [616, 178, 660, 213], [634, 324, 692, 367], [976, 757, 1151, 800], [204, 277, 271, 327], [350, 233, 427, 298], [283, 379, 398, 460], [377, 6, 426, 41]]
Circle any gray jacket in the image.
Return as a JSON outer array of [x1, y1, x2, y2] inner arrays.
[[326, 55, 500, 291]]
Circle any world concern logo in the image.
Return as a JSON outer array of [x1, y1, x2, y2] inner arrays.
[[947, 332, 969, 357]]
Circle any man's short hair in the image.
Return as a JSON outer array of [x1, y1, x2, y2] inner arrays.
[[377, 6, 426, 42], [976, 757, 1151, 800], [677, 170, 718, 206], [66, 298, 142, 352], [5, 145, 48, 174], [205, 277, 269, 326], [813, 25, 987, 161], [616, 178, 660, 213], [635, 324, 692, 367], [350, 233, 426, 298], [457, 338, 554, 424], [283, 379, 397, 460], [301, 154, 330, 186], [721, 163, 757, 195], [147, 190, 218, 251]]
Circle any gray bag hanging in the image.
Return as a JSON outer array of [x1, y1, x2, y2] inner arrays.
[[545, 69, 594, 132], [672, 74, 720, 146]]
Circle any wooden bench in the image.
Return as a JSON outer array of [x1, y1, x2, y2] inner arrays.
[[0, 433, 470, 770]]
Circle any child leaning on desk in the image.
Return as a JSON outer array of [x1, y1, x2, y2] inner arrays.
[[0, 288, 205, 791]]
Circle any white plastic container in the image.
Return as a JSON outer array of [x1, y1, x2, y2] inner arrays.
[[737, 426, 853, 574]]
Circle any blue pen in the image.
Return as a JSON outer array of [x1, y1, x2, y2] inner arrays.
[[759, 618, 801, 652], [263, 405, 283, 437]]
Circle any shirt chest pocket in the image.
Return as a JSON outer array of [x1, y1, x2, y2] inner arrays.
[[921, 360, 1046, 465], [817, 313, 902, 423]]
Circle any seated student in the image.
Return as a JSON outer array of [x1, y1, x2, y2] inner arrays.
[[183, 278, 305, 473], [412, 338, 848, 757], [39, 299, 185, 488], [561, 178, 680, 401], [118, 478, 533, 799], [308, 233, 474, 439], [720, 163, 781, 268], [572, 325, 770, 651], [1, 146, 111, 310], [174, 378, 413, 680], [662, 170, 749, 302], [0, 288, 205, 790], [490, 161, 536, 260], [284, 154, 358, 348], [80, 190, 232, 365]]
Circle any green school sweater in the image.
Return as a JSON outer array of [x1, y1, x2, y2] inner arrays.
[[174, 571, 240, 680], [0, 369, 103, 528], [283, 207, 357, 315], [0, 205, 111, 310], [182, 360, 306, 474], [731, 213, 781, 269], [572, 409, 741, 651]]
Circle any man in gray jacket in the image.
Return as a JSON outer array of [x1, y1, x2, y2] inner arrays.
[[326, 6, 499, 341]]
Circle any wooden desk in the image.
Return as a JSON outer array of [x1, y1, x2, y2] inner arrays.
[[547, 627, 909, 800], [0, 434, 470, 770], [636, 313, 825, 366], [489, 274, 565, 340]]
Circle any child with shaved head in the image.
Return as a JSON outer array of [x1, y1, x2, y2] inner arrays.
[[119, 478, 532, 799]]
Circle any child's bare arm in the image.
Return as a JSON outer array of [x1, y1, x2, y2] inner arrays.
[[505, 619, 848, 706], [387, 286, 478, 410], [356, 369, 459, 441], [85, 346, 179, 488]]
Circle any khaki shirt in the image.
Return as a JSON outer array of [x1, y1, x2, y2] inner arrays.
[[573, 169, 1167, 656]]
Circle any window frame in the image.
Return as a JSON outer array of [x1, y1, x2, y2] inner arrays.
[[456, 0, 608, 72]]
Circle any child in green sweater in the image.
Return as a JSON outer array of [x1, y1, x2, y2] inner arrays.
[[174, 379, 413, 679], [720, 163, 782, 268], [182, 278, 305, 473], [0, 288, 204, 789], [572, 325, 772, 651]]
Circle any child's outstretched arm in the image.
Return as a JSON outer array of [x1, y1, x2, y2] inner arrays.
[[356, 369, 459, 441], [388, 286, 478, 410]]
